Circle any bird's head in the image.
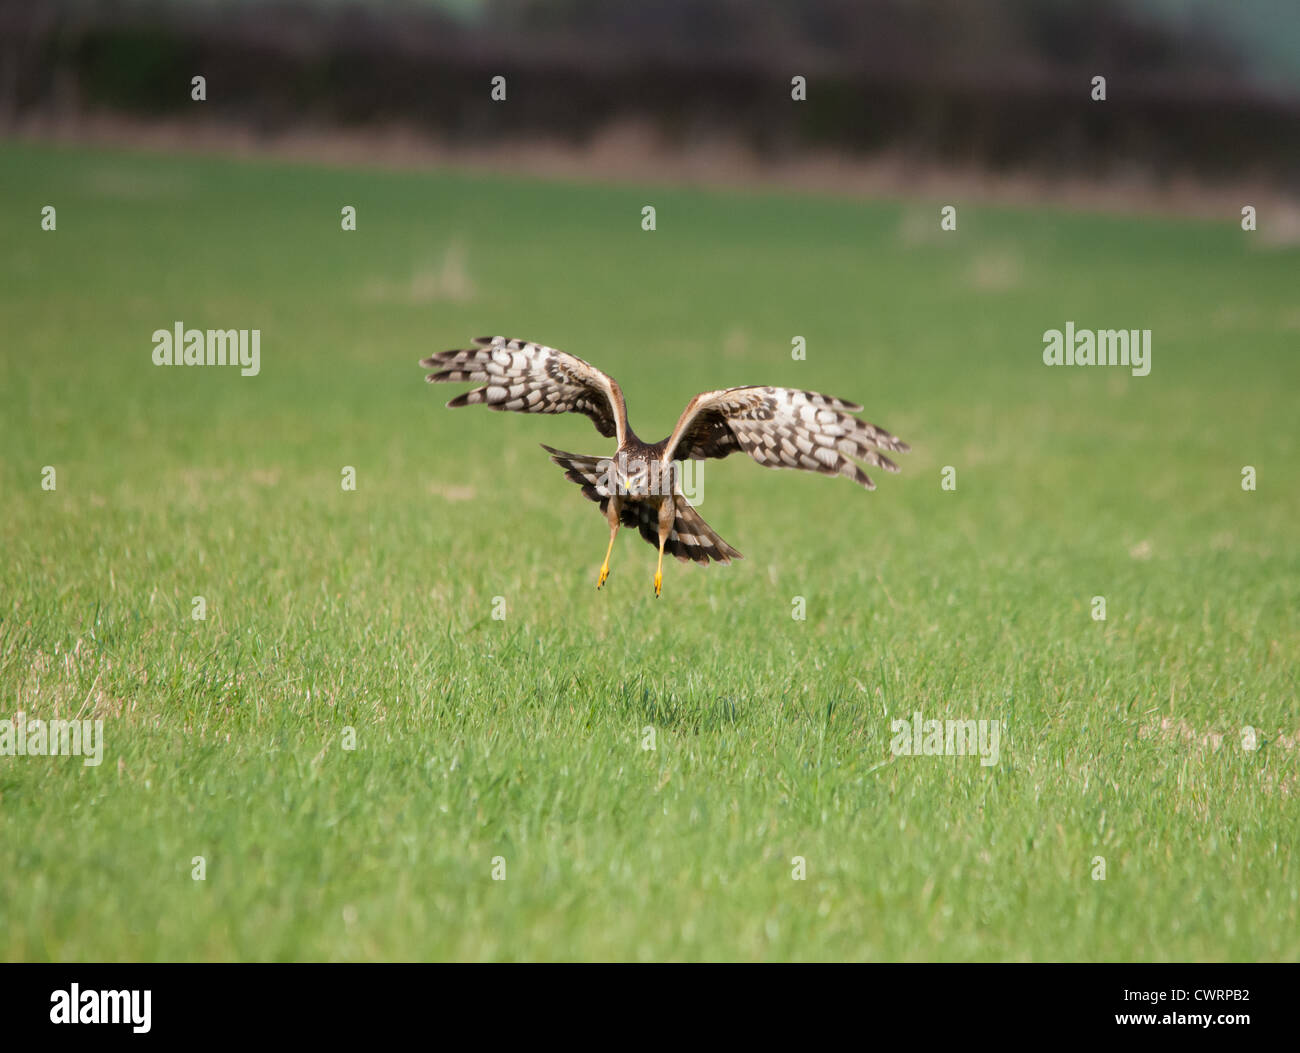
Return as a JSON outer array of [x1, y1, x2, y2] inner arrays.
[[618, 457, 653, 496]]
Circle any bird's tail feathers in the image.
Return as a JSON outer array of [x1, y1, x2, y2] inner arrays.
[[660, 501, 743, 565]]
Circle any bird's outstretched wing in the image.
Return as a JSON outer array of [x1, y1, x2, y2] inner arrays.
[[421, 336, 628, 445], [662, 386, 909, 490]]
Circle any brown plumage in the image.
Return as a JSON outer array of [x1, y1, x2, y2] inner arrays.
[[420, 336, 909, 596]]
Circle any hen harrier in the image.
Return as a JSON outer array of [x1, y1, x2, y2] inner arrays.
[[421, 336, 909, 596]]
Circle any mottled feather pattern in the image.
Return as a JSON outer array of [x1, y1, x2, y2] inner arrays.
[[665, 386, 910, 491], [539, 444, 613, 502], [421, 336, 624, 440]]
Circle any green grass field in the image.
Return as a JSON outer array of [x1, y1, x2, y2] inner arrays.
[[1, 140, 1297, 961]]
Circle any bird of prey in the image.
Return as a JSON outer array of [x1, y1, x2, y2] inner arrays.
[[420, 336, 909, 596]]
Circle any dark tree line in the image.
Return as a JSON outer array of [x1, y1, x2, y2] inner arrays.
[[1, 0, 1295, 187]]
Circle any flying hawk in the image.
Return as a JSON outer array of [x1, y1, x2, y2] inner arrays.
[[421, 337, 909, 596]]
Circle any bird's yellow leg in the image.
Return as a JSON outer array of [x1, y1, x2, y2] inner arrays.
[[654, 499, 673, 598], [598, 522, 618, 587], [597, 502, 620, 589]]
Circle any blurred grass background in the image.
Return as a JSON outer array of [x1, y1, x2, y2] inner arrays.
[[0, 141, 1297, 960]]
